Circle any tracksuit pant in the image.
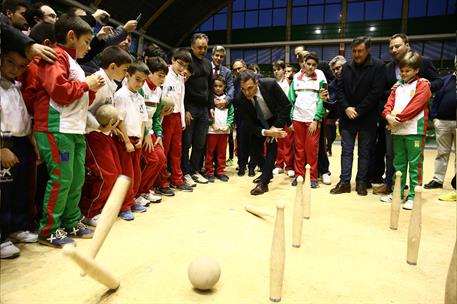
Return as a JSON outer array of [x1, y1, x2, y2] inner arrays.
[[205, 134, 228, 176], [275, 125, 294, 171], [293, 121, 320, 181], [139, 134, 166, 194], [161, 113, 184, 187], [34, 132, 85, 237], [393, 134, 425, 200]]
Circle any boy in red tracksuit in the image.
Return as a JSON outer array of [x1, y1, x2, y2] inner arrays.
[[113, 62, 150, 221], [32, 15, 105, 247], [79, 46, 132, 226]]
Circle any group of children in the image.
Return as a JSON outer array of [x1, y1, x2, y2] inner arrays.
[[0, 13, 431, 259]]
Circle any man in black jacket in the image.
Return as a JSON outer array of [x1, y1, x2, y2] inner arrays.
[[182, 33, 213, 185], [237, 70, 290, 195], [331, 36, 386, 196]]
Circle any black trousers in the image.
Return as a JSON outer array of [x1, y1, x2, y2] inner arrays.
[[251, 135, 276, 185], [181, 104, 208, 175]]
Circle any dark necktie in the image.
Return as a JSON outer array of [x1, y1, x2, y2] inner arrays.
[[214, 66, 219, 76], [254, 96, 269, 129]]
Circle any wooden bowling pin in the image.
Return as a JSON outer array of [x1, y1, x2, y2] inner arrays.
[[406, 186, 423, 265], [390, 171, 402, 230], [270, 202, 285, 302], [245, 205, 274, 218], [292, 176, 304, 248], [303, 164, 311, 219], [445, 240, 457, 304]]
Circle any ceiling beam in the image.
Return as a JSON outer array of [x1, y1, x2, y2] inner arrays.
[[142, 0, 175, 31]]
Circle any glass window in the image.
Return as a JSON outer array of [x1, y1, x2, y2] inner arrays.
[[308, 5, 324, 24], [293, 0, 307, 5], [423, 41, 443, 60], [370, 43, 381, 59], [428, 0, 447, 16], [325, 4, 341, 23], [258, 49, 271, 64], [231, 50, 243, 63], [409, 42, 424, 55], [274, 0, 287, 7], [200, 17, 213, 31], [245, 10, 258, 28], [214, 14, 226, 30], [259, 9, 273, 27], [408, 0, 427, 17], [322, 45, 339, 62], [383, 0, 402, 19], [246, 0, 259, 10], [448, 0, 456, 14], [292, 6, 308, 24], [245, 49, 257, 63], [442, 40, 456, 59], [347, 2, 364, 21], [273, 8, 287, 26], [271, 48, 285, 62], [309, 0, 324, 4], [365, 1, 382, 20], [232, 11, 245, 29], [260, 0, 273, 9], [307, 46, 323, 59], [233, 0, 245, 11], [380, 43, 390, 61]]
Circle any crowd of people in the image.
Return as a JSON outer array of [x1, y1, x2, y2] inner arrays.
[[1, 0, 455, 259]]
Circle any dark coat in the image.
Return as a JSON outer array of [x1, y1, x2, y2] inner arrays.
[[236, 78, 291, 138], [337, 54, 386, 129]]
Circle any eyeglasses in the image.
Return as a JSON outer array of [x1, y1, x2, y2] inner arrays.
[[233, 67, 243, 71], [44, 13, 57, 19]]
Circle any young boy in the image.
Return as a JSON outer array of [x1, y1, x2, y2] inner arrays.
[[272, 60, 295, 177], [135, 56, 168, 205], [289, 52, 327, 188], [79, 46, 132, 226], [32, 14, 105, 247], [382, 52, 432, 210], [205, 76, 234, 182], [158, 48, 193, 195], [113, 62, 150, 220], [0, 48, 36, 258]]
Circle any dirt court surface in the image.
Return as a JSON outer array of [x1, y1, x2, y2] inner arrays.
[[1, 145, 455, 304]]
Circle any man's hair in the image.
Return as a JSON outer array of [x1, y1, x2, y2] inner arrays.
[[211, 45, 226, 55], [351, 36, 371, 49], [171, 47, 192, 64], [296, 50, 310, 62], [127, 61, 150, 76], [285, 64, 296, 72], [232, 58, 247, 68], [239, 69, 257, 83], [26, 2, 44, 27], [29, 22, 56, 44], [329, 55, 347, 67], [54, 14, 93, 44], [145, 56, 168, 74], [99, 46, 132, 69], [304, 52, 319, 64], [191, 32, 208, 44], [143, 43, 168, 63], [389, 33, 409, 44], [2, 0, 28, 14], [273, 60, 286, 70], [213, 75, 226, 86], [399, 51, 422, 69]]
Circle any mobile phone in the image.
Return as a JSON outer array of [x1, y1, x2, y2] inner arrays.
[[135, 13, 142, 22], [321, 83, 328, 90]]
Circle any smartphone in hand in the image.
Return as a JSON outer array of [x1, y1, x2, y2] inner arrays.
[[136, 13, 142, 22]]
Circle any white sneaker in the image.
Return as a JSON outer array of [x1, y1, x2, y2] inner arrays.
[[287, 170, 295, 177], [141, 192, 162, 204], [272, 168, 283, 175], [184, 174, 197, 187], [322, 173, 331, 185], [82, 214, 101, 227], [192, 172, 208, 184], [9, 230, 38, 243], [134, 196, 150, 206], [380, 194, 393, 203], [1, 241, 20, 259], [403, 199, 414, 210]]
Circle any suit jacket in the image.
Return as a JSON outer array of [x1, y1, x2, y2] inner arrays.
[[236, 78, 291, 138], [337, 54, 386, 129], [213, 64, 235, 104]]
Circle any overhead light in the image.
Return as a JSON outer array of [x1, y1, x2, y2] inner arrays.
[[369, 26, 376, 31], [315, 29, 321, 34]]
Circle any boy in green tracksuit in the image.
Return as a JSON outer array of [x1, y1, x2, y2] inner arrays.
[[382, 52, 432, 210]]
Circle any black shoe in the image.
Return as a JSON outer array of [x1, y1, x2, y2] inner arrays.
[[291, 178, 297, 187], [170, 183, 193, 192], [237, 168, 246, 176], [206, 175, 216, 183], [356, 182, 368, 196], [250, 182, 269, 195], [248, 168, 256, 177], [330, 181, 351, 194], [253, 176, 262, 184], [215, 174, 229, 182], [424, 180, 443, 189], [158, 187, 175, 196], [366, 182, 372, 189]]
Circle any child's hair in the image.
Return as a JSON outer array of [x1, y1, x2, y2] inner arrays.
[[127, 61, 150, 76], [304, 52, 319, 64], [171, 48, 192, 64], [285, 64, 296, 72], [54, 13, 93, 44], [29, 22, 56, 44], [99, 46, 132, 69], [213, 75, 226, 86], [399, 52, 422, 69], [145, 56, 168, 74], [273, 60, 285, 70], [143, 43, 168, 63], [96, 104, 118, 126]]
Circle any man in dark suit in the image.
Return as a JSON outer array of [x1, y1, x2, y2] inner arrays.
[[237, 70, 291, 195], [330, 36, 386, 196]]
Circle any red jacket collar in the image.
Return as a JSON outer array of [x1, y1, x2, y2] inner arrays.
[[297, 71, 317, 81], [146, 78, 157, 90], [57, 44, 77, 59]]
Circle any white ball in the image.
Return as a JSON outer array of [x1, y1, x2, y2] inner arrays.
[[187, 256, 221, 290]]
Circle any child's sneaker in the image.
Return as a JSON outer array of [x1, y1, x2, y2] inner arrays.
[[38, 228, 75, 248], [158, 187, 175, 196], [131, 204, 147, 213], [321, 173, 331, 185], [119, 210, 135, 221], [287, 170, 295, 178], [311, 181, 319, 188], [380, 194, 393, 203], [226, 158, 233, 166], [65, 222, 94, 239], [142, 192, 162, 204], [215, 174, 229, 182], [0, 241, 20, 259], [9, 230, 38, 243], [184, 174, 197, 187], [206, 175, 216, 183], [82, 214, 101, 227], [403, 199, 414, 210], [171, 183, 194, 192], [192, 172, 208, 184], [272, 168, 283, 175], [134, 196, 150, 207]]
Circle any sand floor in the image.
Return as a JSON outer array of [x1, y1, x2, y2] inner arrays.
[[1, 144, 455, 304]]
